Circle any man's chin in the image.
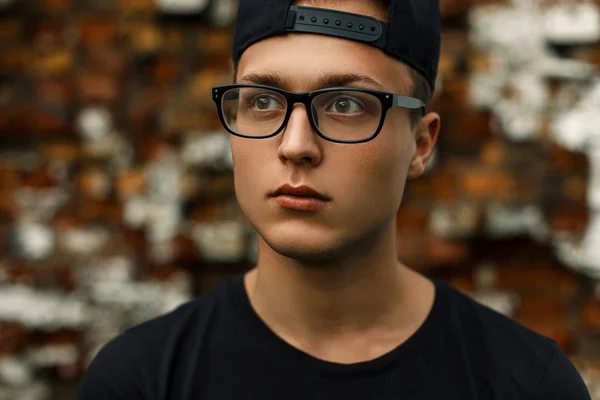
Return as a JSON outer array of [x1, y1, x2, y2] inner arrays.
[[261, 235, 346, 264]]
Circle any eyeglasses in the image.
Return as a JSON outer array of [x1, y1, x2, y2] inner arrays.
[[212, 84, 425, 144]]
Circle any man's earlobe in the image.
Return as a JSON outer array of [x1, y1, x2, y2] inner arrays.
[[407, 161, 423, 181]]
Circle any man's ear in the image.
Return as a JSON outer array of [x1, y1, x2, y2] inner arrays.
[[407, 111, 440, 180]]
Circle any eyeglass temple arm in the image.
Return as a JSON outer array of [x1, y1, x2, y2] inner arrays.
[[392, 95, 426, 114]]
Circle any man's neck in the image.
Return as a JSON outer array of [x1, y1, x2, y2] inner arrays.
[[244, 225, 434, 362]]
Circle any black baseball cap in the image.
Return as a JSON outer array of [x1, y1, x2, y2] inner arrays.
[[232, 0, 441, 91]]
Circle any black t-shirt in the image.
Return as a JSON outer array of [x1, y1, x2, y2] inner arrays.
[[77, 275, 591, 399]]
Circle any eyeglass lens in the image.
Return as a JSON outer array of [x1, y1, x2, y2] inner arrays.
[[221, 87, 383, 141]]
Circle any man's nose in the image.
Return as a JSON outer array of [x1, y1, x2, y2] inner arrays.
[[277, 104, 323, 166]]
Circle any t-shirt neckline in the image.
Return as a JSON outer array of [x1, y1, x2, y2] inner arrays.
[[227, 273, 451, 381]]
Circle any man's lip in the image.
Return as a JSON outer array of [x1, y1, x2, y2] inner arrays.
[[271, 184, 331, 201]]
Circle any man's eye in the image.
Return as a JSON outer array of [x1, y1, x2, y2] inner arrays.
[[327, 97, 364, 114], [253, 95, 284, 110]]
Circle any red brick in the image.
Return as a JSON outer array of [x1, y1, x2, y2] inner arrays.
[[28, 109, 71, 137], [128, 89, 164, 130], [189, 201, 225, 223], [83, 46, 129, 76], [397, 232, 471, 268], [591, 47, 600, 66], [78, 168, 111, 200], [0, 108, 32, 138], [52, 208, 81, 229], [34, 49, 74, 76], [444, 78, 471, 106], [76, 71, 121, 102], [79, 200, 122, 225], [405, 175, 435, 199], [150, 55, 180, 85], [440, 0, 472, 17], [0, 161, 19, 191], [190, 68, 232, 102], [181, 171, 202, 200], [127, 23, 163, 53], [494, 266, 579, 298], [171, 235, 198, 261], [406, 171, 458, 202], [0, 19, 22, 42], [515, 297, 566, 325], [160, 103, 221, 132], [480, 140, 505, 166], [39, 141, 81, 162], [550, 207, 589, 233], [512, 177, 537, 202], [21, 165, 58, 189], [447, 276, 474, 293], [396, 206, 430, 231], [461, 169, 517, 199], [582, 298, 600, 331], [440, 108, 493, 144], [31, 264, 77, 291], [145, 264, 188, 283], [32, 20, 71, 48], [569, 46, 600, 66], [201, 173, 235, 200], [426, 236, 471, 265], [163, 27, 186, 51], [0, 322, 28, 355], [79, 17, 119, 46], [0, 191, 15, 221], [122, 228, 146, 255], [563, 176, 588, 204], [5, 263, 35, 287], [0, 48, 33, 74], [100, 200, 124, 224], [547, 144, 588, 173], [439, 30, 468, 79], [36, 77, 73, 105], [431, 173, 458, 201], [37, 0, 72, 12], [136, 138, 174, 163], [115, 169, 146, 199], [118, 0, 156, 14], [198, 29, 234, 56]]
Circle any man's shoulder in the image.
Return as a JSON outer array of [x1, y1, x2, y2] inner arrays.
[[77, 279, 234, 400], [111, 278, 230, 350], [436, 280, 590, 399]]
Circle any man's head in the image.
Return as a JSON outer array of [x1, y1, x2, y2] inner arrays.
[[221, 0, 441, 263]]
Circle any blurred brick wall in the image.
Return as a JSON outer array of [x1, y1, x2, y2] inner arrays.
[[0, 0, 599, 398]]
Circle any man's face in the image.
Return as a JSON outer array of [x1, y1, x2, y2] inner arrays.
[[232, 1, 434, 262]]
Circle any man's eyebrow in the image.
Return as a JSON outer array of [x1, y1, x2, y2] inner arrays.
[[315, 73, 386, 91], [237, 72, 387, 91], [237, 73, 287, 88]]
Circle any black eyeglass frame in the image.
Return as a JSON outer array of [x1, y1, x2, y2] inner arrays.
[[212, 84, 426, 144]]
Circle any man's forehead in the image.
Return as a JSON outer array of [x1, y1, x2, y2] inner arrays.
[[236, 35, 413, 94], [237, 49, 413, 95]]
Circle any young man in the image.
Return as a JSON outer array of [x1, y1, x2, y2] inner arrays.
[[77, 0, 591, 398]]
